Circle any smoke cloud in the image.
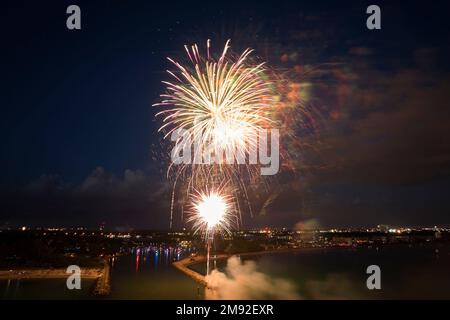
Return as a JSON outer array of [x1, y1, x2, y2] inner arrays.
[[205, 256, 301, 299]]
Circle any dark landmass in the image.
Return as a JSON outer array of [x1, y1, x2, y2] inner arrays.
[[1, 226, 449, 269]]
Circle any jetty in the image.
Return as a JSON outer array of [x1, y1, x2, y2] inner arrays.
[[172, 253, 228, 286], [0, 258, 111, 296], [93, 260, 111, 295]]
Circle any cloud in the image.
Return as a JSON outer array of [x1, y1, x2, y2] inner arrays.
[[76, 167, 157, 198], [294, 218, 321, 231], [205, 256, 301, 299], [25, 174, 69, 193], [0, 167, 172, 229], [313, 57, 450, 185], [250, 45, 450, 227]]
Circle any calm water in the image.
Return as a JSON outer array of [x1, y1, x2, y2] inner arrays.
[[191, 243, 450, 299], [2, 243, 450, 299], [1, 278, 96, 299]]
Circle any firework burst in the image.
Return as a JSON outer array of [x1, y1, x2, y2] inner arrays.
[[154, 40, 274, 177], [187, 186, 235, 241]]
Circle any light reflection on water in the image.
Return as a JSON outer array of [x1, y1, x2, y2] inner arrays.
[[106, 245, 204, 299], [128, 245, 188, 273]]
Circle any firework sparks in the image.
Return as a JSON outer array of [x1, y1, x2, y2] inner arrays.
[[154, 39, 274, 174], [195, 194, 227, 230], [187, 188, 234, 240]]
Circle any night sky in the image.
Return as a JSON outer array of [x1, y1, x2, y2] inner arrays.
[[2, 0, 450, 229]]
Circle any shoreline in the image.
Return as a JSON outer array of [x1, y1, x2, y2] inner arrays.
[[0, 268, 102, 280]]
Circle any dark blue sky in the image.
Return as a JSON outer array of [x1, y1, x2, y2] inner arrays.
[[2, 0, 450, 229]]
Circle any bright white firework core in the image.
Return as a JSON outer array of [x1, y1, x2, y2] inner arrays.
[[195, 193, 227, 230]]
